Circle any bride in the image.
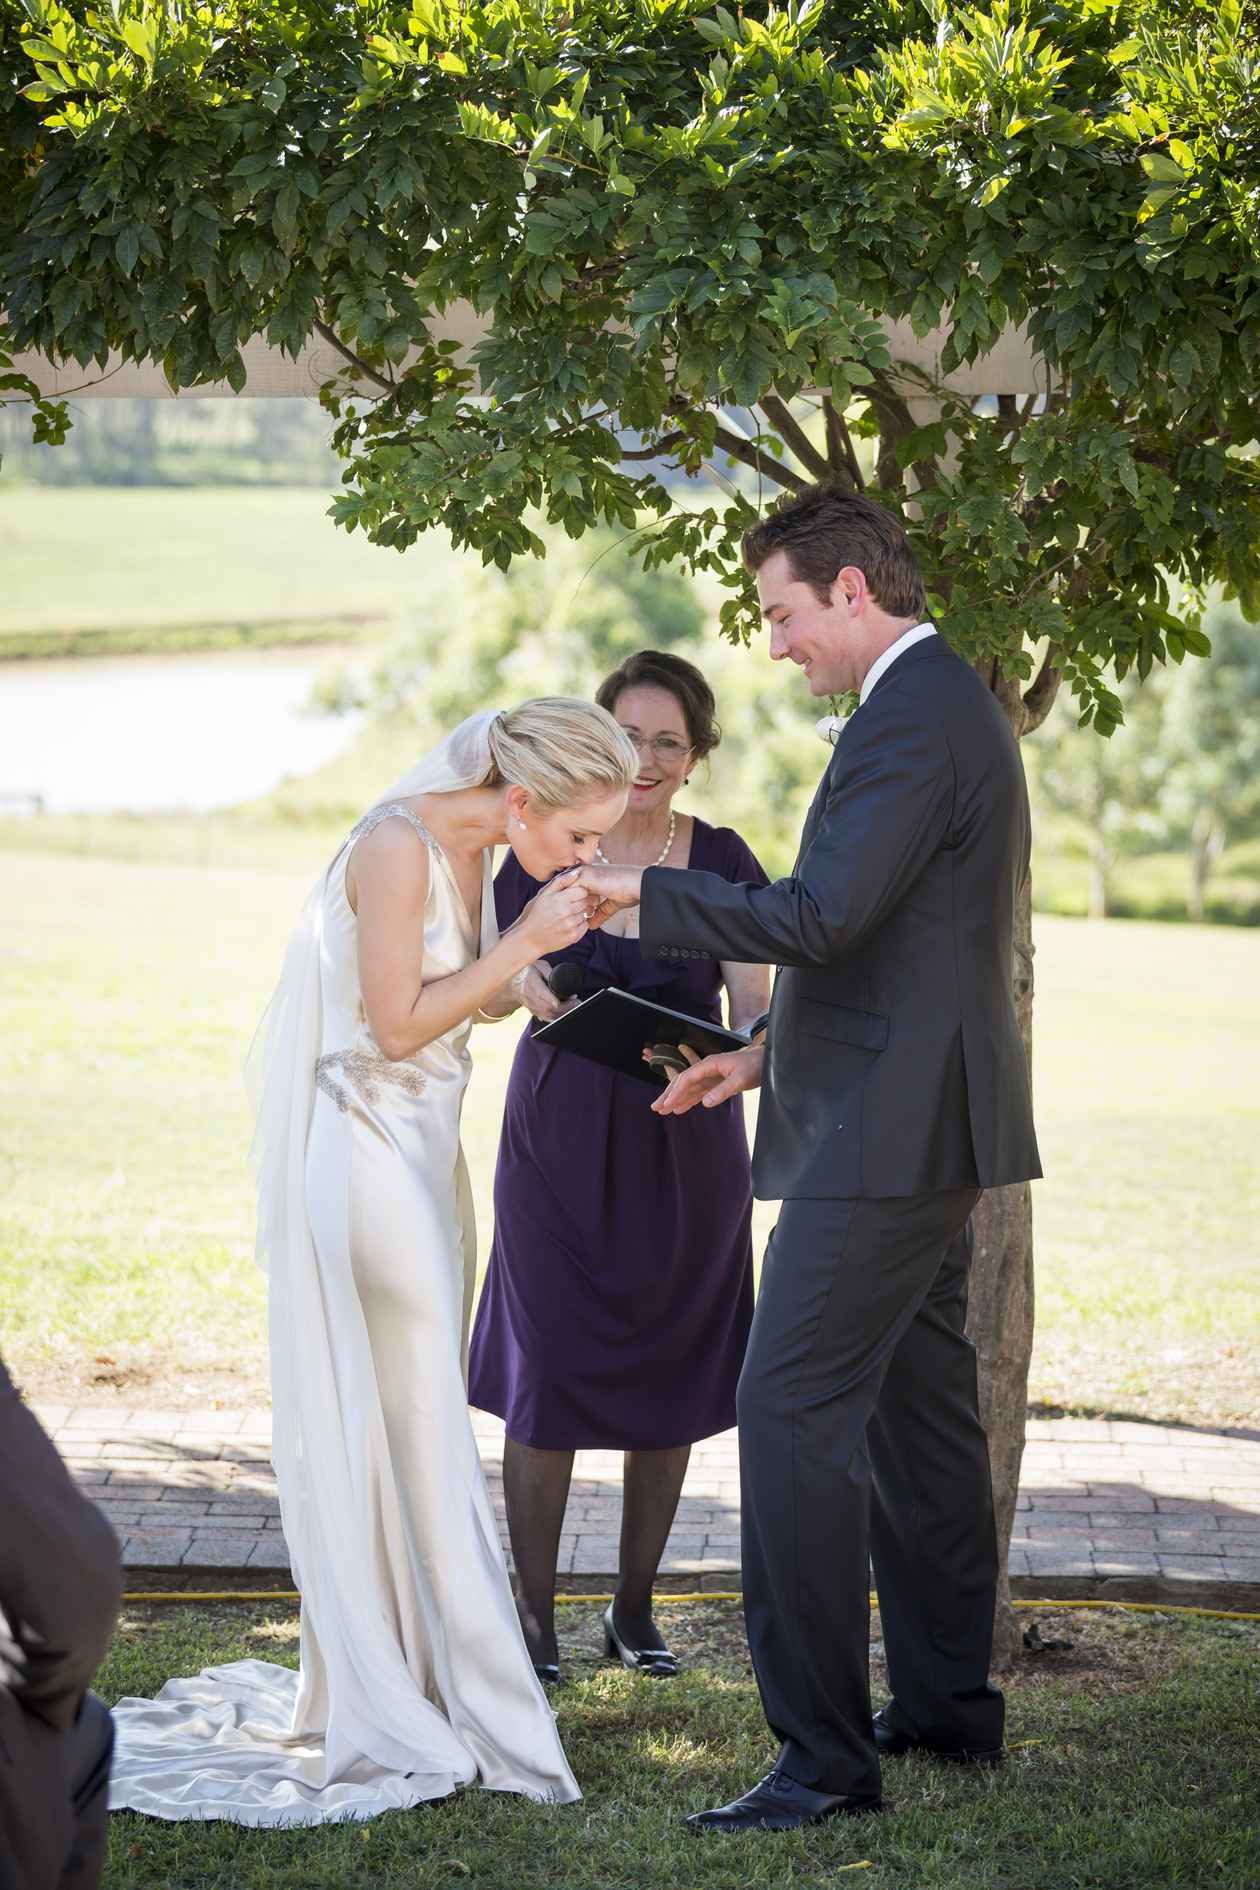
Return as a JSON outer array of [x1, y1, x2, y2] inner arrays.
[[108, 701, 637, 1825]]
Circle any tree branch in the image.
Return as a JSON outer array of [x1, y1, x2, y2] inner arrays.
[[759, 393, 832, 482], [868, 374, 937, 493], [711, 423, 809, 493], [313, 318, 395, 395], [822, 394, 865, 491], [1022, 648, 1062, 733], [1017, 482, 1066, 534], [619, 430, 690, 461]]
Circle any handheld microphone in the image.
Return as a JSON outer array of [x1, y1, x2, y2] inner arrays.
[[547, 963, 585, 1003]]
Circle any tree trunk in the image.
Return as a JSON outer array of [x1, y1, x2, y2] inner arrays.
[[1087, 834, 1109, 921], [1188, 809, 1219, 924], [967, 674, 1039, 1670], [967, 862, 1036, 1669]]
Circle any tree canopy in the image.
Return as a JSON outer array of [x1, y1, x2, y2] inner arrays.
[[3, 0, 1258, 734]]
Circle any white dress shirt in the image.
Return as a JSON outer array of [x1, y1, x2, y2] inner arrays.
[[859, 622, 937, 705]]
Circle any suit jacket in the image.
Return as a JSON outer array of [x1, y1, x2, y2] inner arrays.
[[639, 634, 1041, 1200], [0, 1357, 121, 1890]]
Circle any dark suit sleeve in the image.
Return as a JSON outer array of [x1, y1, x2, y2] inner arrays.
[[0, 1359, 122, 1734], [641, 702, 954, 969]]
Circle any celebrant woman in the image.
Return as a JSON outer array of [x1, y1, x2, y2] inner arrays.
[[469, 652, 770, 1684]]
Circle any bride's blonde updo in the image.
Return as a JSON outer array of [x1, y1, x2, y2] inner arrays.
[[485, 698, 637, 808]]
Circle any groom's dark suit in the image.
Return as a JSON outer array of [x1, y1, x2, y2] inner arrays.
[[640, 632, 1040, 1800]]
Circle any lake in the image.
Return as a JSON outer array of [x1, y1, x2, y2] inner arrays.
[[0, 650, 359, 814]]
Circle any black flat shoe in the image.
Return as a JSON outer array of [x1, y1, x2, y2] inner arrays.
[[602, 1604, 679, 1678], [873, 1707, 1004, 1767], [687, 1770, 883, 1834], [532, 1662, 561, 1688]]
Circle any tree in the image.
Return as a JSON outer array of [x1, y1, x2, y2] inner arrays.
[[4, 0, 1259, 1660], [319, 520, 833, 871], [1160, 611, 1260, 922], [1030, 677, 1168, 920]]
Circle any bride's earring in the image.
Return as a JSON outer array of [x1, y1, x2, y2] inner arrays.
[[515, 817, 527, 831]]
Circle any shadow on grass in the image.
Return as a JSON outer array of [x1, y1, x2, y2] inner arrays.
[[99, 1602, 1260, 1890]]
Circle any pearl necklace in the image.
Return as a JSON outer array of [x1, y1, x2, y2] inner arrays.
[[596, 808, 676, 868]]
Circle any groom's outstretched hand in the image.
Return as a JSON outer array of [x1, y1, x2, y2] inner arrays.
[[574, 864, 643, 929], [651, 1042, 765, 1116]]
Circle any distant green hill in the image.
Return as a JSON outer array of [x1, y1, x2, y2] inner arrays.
[[0, 485, 457, 655]]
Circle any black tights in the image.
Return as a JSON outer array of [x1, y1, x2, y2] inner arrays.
[[501, 1438, 691, 1667]]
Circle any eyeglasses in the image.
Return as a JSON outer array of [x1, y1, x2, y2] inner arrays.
[[618, 728, 693, 763]]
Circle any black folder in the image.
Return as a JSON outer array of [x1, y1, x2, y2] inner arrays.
[[531, 986, 750, 1086]]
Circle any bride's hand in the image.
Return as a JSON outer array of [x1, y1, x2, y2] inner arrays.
[[515, 868, 592, 958]]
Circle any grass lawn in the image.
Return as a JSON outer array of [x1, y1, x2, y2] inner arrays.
[[1, 844, 1256, 1424], [98, 1600, 1260, 1889], [0, 486, 455, 650]]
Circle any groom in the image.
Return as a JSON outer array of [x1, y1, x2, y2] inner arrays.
[[579, 487, 1040, 1829]]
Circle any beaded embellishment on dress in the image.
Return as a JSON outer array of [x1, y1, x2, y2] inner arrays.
[[349, 802, 440, 850], [315, 1048, 428, 1112]]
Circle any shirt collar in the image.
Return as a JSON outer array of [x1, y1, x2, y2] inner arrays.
[[858, 622, 937, 706]]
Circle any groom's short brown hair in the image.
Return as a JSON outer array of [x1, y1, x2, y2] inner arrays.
[[742, 487, 927, 619]]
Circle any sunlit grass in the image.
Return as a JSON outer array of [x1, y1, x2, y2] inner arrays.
[[2, 848, 1256, 1423], [95, 1601, 1260, 1890]]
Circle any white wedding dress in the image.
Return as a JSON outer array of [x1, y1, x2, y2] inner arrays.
[[108, 742, 580, 1823]]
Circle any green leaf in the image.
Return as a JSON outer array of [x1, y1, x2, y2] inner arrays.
[[115, 227, 139, 276], [1168, 342, 1199, 388], [273, 183, 300, 248], [976, 174, 1011, 208], [1140, 152, 1185, 184]]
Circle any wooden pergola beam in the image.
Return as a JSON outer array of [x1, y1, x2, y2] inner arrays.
[[9, 313, 1054, 403]]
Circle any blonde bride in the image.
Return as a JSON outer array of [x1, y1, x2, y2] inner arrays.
[[108, 701, 637, 1825]]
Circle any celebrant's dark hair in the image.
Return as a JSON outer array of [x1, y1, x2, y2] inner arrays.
[[595, 650, 721, 761]]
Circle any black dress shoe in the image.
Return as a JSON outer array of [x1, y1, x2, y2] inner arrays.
[[603, 1604, 679, 1678], [873, 1708, 1004, 1767], [532, 1662, 561, 1688], [687, 1770, 883, 1834]]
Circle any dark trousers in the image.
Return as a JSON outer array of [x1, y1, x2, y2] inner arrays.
[[0, 1695, 114, 1890], [736, 1188, 1003, 1801]]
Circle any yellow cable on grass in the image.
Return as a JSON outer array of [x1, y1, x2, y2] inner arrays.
[[121, 1589, 1260, 1622]]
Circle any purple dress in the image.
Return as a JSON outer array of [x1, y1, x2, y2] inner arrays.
[[468, 819, 768, 1450]]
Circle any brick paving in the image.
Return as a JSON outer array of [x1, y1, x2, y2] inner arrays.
[[35, 1405, 1260, 1593]]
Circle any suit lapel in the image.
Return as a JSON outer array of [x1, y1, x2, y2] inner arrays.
[[792, 744, 841, 872]]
